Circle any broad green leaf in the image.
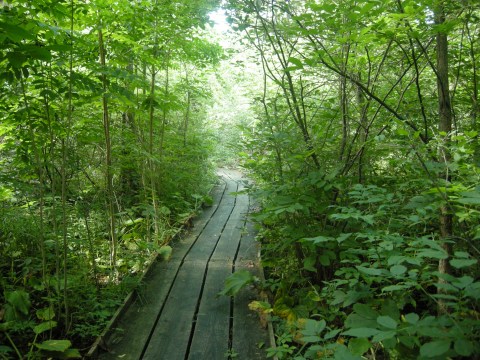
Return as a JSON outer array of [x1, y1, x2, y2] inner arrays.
[[58, 348, 81, 358], [0, 345, 13, 353], [4, 290, 30, 316], [377, 316, 397, 329], [450, 258, 477, 268], [382, 284, 411, 292], [37, 307, 55, 321], [451, 276, 474, 289], [218, 270, 255, 297], [453, 251, 471, 258], [319, 253, 331, 266], [36, 340, 71, 352], [302, 319, 326, 336], [302, 235, 334, 244], [348, 338, 371, 355], [324, 329, 342, 340], [34, 321, 57, 334], [454, 339, 474, 357], [389, 264, 407, 276], [333, 344, 364, 360], [356, 266, 383, 276], [302, 335, 321, 343], [372, 330, 397, 343], [456, 191, 480, 205], [0, 22, 35, 42], [420, 340, 451, 357], [342, 327, 381, 338], [464, 282, 480, 300], [288, 57, 304, 69], [417, 249, 448, 259], [404, 313, 419, 324], [399, 335, 419, 349], [303, 256, 317, 272], [352, 303, 377, 319]]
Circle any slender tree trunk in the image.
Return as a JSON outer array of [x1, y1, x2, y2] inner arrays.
[[435, 1, 453, 315], [356, 73, 368, 183], [98, 26, 117, 280], [149, 64, 160, 240], [466, 19, 479, 165], [159, 58, 169, 155]]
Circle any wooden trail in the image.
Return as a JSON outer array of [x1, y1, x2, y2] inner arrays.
[[96, 169, 268, 360]]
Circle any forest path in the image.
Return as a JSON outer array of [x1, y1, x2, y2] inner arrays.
[[96, 169, 268, 360]]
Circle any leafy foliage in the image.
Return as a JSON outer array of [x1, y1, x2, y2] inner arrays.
[[223, 0, 480, 358]]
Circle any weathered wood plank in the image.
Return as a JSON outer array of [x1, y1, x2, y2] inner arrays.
[[93, 170, 269, 360], [97, 182, 226, 360], [187, 262, 231, 360], [142, 261, 205, 360], [232, 219, 268, 360]]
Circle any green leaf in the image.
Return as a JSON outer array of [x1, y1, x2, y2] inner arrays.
[[319, 253, 332, 266], [158, 245, 172, 261], [34, 321, 57, 335], [348, 338, 371, 355], [356, 266, 383, 276], [303, 256, 317, 272], [342, 327, 381, 338], [382, 284, 411, 292], [0, 345, 13, 354], [302, 235, 334, 244], [456, 191, 480, 205], [450, 258, 477, 268], [404, 313, 419, 324], [288, 57, 303, 68], [4, 290, 31, 316], [61, 348, 82, 358], [333, 344, 363, 360], [417, 249, 448, 259], [376, 316, 397, 329], [389, 264, 407, 276], [454, 338, 474, 357], [0, 22, 35, 42], [218, 270, 255, 297], [352, 303, 378, 320], [36, 340, 71, 352], [37, 307, 55, 321], [420, 340, 451, 358]]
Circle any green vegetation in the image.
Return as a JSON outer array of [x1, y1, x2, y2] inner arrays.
[[223, 0, 480, 358], [0, 0, 221, 356], [1, 0, 480, 358]]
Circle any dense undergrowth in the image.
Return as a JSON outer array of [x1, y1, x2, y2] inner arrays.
[[0, 0, 220, 357], [222, 0, 480, 359], [243, 145, 480, 359]]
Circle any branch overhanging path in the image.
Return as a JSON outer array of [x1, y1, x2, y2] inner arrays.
[[95, 169, 268, 360]]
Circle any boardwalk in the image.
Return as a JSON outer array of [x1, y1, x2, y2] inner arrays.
[[95, 169, 268, 360]]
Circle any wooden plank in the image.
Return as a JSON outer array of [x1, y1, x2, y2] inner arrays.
[[210, 195, 248, 262], [232, 218, 268, 360], [142, 261, 205, 360], [96, 183, 226, 359], [184, 188, 237, 260], [187, 262, 231, 360]]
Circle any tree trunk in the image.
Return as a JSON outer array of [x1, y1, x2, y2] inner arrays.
[[435, 1, 453, 315], [98, 27, 118, 280]]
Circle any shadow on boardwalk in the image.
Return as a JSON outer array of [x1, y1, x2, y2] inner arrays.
[[95, 169, 268, 360]]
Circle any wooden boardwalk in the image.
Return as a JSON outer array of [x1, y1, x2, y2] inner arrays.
[[96, 169, 268, 360]]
